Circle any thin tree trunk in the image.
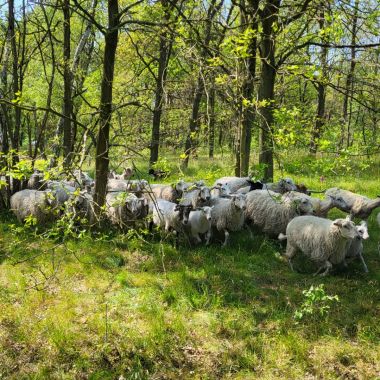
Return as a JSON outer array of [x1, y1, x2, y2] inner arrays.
[[149, 0, 173, 166], [208, 79, 215, 158], [257, 0, 280, 182], [93, 0, 119, 212]]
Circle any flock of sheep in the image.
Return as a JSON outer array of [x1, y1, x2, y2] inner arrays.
[[3, 169, 380, 276]]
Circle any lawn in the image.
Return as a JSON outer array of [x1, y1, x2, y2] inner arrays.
[[0, 152, 380, 379]]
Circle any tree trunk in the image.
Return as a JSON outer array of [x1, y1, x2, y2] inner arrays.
[[208, 79, 215, 158], [93, 0, 119, 213], [149, 0, 173, 166], [240, 0, 259, 176], [62, 0, 73, 166], [257, 0, 280, 182], [343, 0, 359, 148]]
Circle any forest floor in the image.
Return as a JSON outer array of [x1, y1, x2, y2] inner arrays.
[[0, 152, 380, 379]]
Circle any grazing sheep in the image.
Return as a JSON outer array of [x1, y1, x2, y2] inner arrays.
[[345, 221, 369, 272], [45, 180, 76, 203], [325, 187, 380, 219], [245, 190, 314, 237], [280, 215, 358, 276], [151, 199, 193, 240], [10, 189, 60, 224], [281, 191, 348, 218], [186, 206, 213, 245], [179, 185, 211, 208], [210, 193, 246, 246], [106, 192, 148, 227], [107, 179, 148, 196]]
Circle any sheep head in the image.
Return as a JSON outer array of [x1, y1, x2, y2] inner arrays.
[[332, 218, 358, 239]]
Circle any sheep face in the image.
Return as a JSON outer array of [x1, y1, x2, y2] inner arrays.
[[231, 194, 246, 211], [329, 195, 351, 212], [281, 178, 297, 192], [333, 218, 358, 239], [357, 221, 369, 240], [174, 204, 193, 225], [199, 206, 213, 221], [199, 186, 211, 202], [175, 180, 186, 192], [294, 197, 313, 215], [212, 183, 231, 197]]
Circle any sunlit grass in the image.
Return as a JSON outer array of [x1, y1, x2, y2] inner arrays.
[[1, 151, 380, 378]]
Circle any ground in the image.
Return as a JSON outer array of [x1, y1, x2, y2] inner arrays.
[[0, 152, 379, 379]]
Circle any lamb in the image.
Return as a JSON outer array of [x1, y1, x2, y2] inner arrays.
[[179, 185, 211, 208], [10, 189, 60, 224], [245, 190, 313, 236], [345, 221, 369, 273], [210, 193, 246, 246], [151, 199, 193, 241], [325, 187, 380, 219], [106, 192, 148, 227], [279, 215, 358, 276], [186, 206, 213, 245], [281, 191, 348, 218]]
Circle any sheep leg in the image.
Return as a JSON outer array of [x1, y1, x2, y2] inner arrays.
[[244, 223, 254, 239], [284, 244, 297, 271], [193, 233, 202, 244], [358, 253, 369, 273], [222, 230, 230, 247], [314, 261, 332, 277], [205, 230, 211, 246]]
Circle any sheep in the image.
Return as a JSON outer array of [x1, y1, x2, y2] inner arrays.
[[279, 215, 358, 276], [186, 206, 213, 245], [106, 192, 148, 228], [66, 190, 95, 225], [210, 193, 246, 246], [107, 179, 148, 196], [264, 177, 297, 194], [73, 169, 94, 188], [325, 187, 380, 219], [45, 180, 76, 204], [110, 167, 134, 180], [10, 189, 60, 224], [151, 199, 193, 244], [281, 191, 348, 218], [27, 171, 46, 190], [345, 221, 369, 273], [213, 176, 251, 193], [210, 183, 231, 198], [245, 190, 314, 237], [179, 185, 211, 208], [142, 179, 189, 204]]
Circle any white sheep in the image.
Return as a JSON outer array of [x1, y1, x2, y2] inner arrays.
[[179, 185, 211, 208], [280, 215, 358, 276], [345, 221, 369, 272], [45, 180, 76, 204], [210, 193, 246, 246], [325, 187, 380, 219], [245, 190, 314, 236], [144, 179, 189, 203], [186, 206, 213, 245], [106, 192, 148, 227], [66, 190, 95, 225], [281, 191, 348, 218], [264, 178, 297, 194], [107, 179, 148, 196], [213, 176, 251, 193], [210, 183, 231, 198], [10, 189, 59, 224], [151, 199, 193, 239]]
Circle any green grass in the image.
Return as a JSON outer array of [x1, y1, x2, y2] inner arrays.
[[1, 151, 380, 379]]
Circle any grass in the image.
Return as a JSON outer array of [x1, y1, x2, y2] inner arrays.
[[1, 150, 380, 379]]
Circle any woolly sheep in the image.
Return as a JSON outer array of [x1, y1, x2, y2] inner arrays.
[[245, 190, 313, 236], [66, 190, 95, 225], [186, 206, 213, 245], [210, 183, 231, 198], [151, 199, 193, 238], [325, 187, 380, 219], [264, 178, 297, 194], [73, 169, 94, 188], [213, 176, 251, 193], [345, 221, 369, 272], [45, 180, 76, 204], [210, 193, 246, 246], [106, 192, 148, 227], [144, 179, 190, 203], [27, 171, 46, 190], [10, 189, 60, 224], [179, 185, 211, 208], [107, 179, 148, 196], [281, 191, 348, 218], [280, 215, 358, 276]]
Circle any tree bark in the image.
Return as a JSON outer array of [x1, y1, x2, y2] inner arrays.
[[208, 79, 215, 158], [257, 0, 280, 182], [93, 0, 119, 212]]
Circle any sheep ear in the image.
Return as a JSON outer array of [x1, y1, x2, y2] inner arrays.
[[333, 220, 343, 227]]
